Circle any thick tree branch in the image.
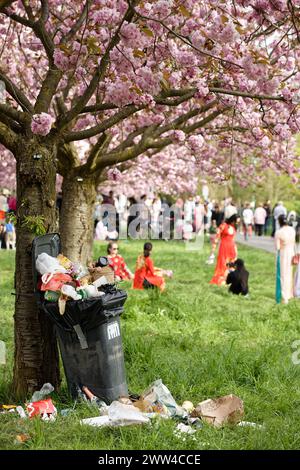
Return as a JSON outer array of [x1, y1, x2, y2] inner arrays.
[[57, 143, 80, 176], [81, 133, 112, 175], [34, 68, 62, 113], [0, 70, 34, 113], [0, 121, 17, 151], [0, 111, 22, 132], [0, 102, 27, 125], [63, 105, 142, 142], [40, 0, 49, 23]]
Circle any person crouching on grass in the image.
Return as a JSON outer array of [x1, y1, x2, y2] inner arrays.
[[226, 259, 249, 296]]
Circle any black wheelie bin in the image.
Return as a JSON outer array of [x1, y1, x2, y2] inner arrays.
[[32, 233, 128, 402]]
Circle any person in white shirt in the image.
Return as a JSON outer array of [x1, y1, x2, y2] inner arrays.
[[242, 202, 254, 240], [273, 201, 287, 232], [254, 203, 267, 236]]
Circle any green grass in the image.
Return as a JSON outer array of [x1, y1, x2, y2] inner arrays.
[[1, 239, 300, 450]]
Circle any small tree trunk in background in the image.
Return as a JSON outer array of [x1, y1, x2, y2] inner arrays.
[[13, 139, 60, 398], [60, 173, 96, 265]]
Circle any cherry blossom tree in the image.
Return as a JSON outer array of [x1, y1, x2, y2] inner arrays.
[[1, 0, 300, 395]]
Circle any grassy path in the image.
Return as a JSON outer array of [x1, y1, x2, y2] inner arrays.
[[0, 240, 300, 450]]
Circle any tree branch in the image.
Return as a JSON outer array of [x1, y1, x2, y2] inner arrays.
[[0, 70, 34, 113], [0, 102, 27, 125], [81, 133, 112, 175], [34, 68, 62, 113], [61, 0, 92, 45], [209, 87, 285, 101], [63, 104, 142, 142], [0, 121, 17, 151], [183, 108, 229, 134]]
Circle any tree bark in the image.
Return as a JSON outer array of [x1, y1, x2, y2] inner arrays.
[[13, 138, 60, 397], [60, 173, 96, 265]]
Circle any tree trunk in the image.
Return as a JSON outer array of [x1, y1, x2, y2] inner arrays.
[[60, 173, 96, 265], [13, 139, 60, 398]]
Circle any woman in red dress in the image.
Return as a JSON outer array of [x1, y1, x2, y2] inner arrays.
[[107, 242, 133, 281], [209, 213, 238, 286], [133, 242, 165, 291]]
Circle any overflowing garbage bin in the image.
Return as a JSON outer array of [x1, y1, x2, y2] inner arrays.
[[32, 233, 128, 402]]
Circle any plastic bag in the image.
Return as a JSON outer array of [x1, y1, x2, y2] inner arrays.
[[61, 284, 82, 300], [44, 291, 60, 302], [82, 285, 105, 298], [30, 383, 54, 402], [141, 379, 186, 418], [40, 273, 73, 291], [36, 253, 67, 275]]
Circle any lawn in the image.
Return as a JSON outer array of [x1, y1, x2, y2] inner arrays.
[[1, 239, 300, 450]]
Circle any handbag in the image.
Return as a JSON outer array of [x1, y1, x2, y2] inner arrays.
[[292, 254, 300, 265]]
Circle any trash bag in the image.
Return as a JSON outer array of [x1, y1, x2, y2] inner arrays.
[[36, 253, 67, 275]]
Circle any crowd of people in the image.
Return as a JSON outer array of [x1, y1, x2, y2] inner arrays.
[[2, 185, 300, 305]]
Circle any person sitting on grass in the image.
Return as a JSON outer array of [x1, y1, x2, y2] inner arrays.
[[107, 241, 133, 281], [133, 242, 172, 292], [226, 258, 249, 296]]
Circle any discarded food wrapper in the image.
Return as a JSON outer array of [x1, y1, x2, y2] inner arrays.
[[192, 394, 244, 427], [175, 423, 197, 435], [174, 423, 197, 442], [238, 421, 264, 429], [92, 276, 109, 288], [15, 434, 31, 444], [0, 404, 17, 414], [44, 290, 60, 302], [141, 379, 187, 418], [61, 284, 82, 300], [30, 383, 54, 402], [182, 400, 194, 413], [133, 397, 167, 415], [83, 284, 105, 298], [57, 254, 73, 270], [16, 406, 27, 419], [26, 398, 57, 421], [118, 396, 133, 406], [81, 400, 150, 428]]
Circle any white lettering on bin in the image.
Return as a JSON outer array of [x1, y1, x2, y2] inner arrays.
[[107, 322, 120, 340]]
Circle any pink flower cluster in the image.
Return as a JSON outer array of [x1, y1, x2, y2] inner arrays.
[[107, 168, 122, 182], [31, 113, 55, 136], [187, 135, 205, 152]]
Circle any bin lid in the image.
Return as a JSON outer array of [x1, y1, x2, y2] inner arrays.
[[32, 233, 61, 293]]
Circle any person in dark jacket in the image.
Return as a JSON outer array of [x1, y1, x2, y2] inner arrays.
[[226, 258, 249, 296]]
